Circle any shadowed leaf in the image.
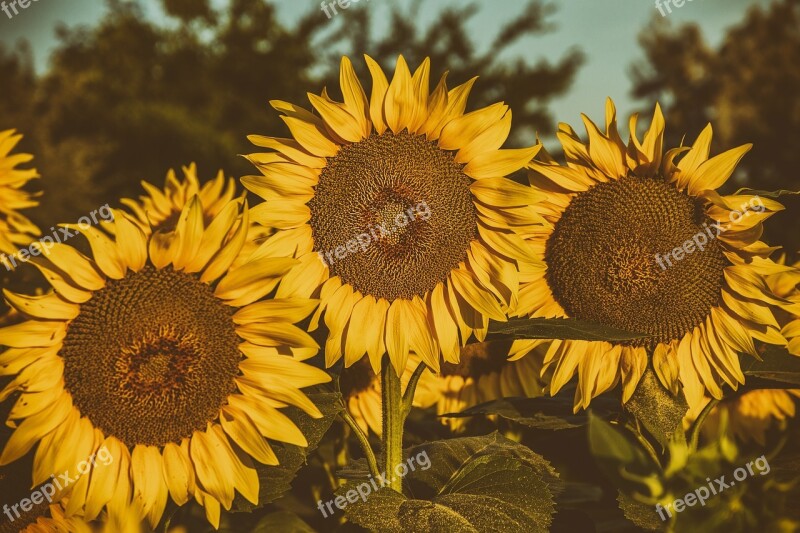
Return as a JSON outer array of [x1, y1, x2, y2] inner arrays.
[[443, 392, 621, 430], [625, 369, 688, 448], [233, 391, 343, 511], [339, 433, 561, 532], [488, 317, 651, 342]]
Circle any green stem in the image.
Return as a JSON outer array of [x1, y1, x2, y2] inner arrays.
[[633, 424, 663, 470], [402, 362, 427, 416], [341, 410, 381, 480], [382, 360, 404, 493], [688, 398, 719, 452]]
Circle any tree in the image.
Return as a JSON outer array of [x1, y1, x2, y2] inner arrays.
[[3, 0, 582, 234], [315, 0, 583, 144], [631, 0, 800, 252]]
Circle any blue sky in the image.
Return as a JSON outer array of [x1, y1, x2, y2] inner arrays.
[[0, 0, 770, 135]]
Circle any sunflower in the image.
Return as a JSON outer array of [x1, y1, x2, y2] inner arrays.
[[10, 500, 141, 533], [681, 258, 800, 445], [0, 197, 330, 529], [339, 354, 437, 436], [121, 163, 236, 230], [687, 389, 800, 446], [243, 55, 543, 376], [0, 129, 40, 258], [423, 340, 546, 431], [767, 256, 800, 355], [13, 503, 92, 533], [511, 99, 795, 411], [121, 163, 272, 264]]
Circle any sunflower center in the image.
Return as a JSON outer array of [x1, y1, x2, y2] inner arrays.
[[545, 176, 726, 347], [61, 266, 241, 447], [308, 131, 477, 301]]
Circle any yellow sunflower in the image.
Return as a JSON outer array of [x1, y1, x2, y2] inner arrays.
[[682, 258, 800, 445], [0, 197, 330, 529], [243, 55, 543, 376], [121, 163, 272, 264], [339, 354, 437, 436], [14, 503, 92, 533], [9, 499, 142, 533], [341, 341, 545, 434], [511, 98, 795, 411], [768, 256, 800, 355], [428, 340, 546, 431], [687, 389, 800, 446], [0, 129, 40, 258]]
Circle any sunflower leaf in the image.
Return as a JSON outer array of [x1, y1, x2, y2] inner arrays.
[[441, 390, 621, 430], [232, 390, 343, 512], [338, 433, 561, 532], [624, 369, 688, 449], [488, 317, 651, 342], [741, 345, 800, 387], [587, 413, 664, 501], [616, 491, 663, 530]]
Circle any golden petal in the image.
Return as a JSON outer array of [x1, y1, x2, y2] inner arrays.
[[364, 54, 389, 134], [384, 55, 415, 133], [280, 116, 339, 158]]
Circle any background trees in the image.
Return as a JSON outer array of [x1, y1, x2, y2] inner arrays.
[[631, 0, 800, 251], [2, 0, 581, 229]]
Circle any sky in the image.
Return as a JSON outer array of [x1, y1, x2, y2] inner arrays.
[[0, 0, 772, 135]]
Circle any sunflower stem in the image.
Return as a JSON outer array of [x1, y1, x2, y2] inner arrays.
[[381, 360, 404, 493], [634, 425, 663, 470], [341, 410, 381, 480], [402, 362, 427, 416], [688, 398, 719, 452]]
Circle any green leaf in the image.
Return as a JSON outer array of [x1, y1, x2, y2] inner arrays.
[[445, 392, 621, 430], [233, 390, 343, 511], [251, 511, 316, 533], [488, 317, 651, 342], [340, 433, 560, 533], [624, 368, 688, 448], [587, 413, 663, 500], [741, 345, 800, 387], [616, 491, 663, 531]]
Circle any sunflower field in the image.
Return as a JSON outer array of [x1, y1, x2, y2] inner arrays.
[[1, 1, 799, 532]]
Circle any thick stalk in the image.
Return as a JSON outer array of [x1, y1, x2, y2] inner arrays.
[[381, 361, 404, 492]]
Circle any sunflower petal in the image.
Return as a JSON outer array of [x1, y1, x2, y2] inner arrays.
[[280, 116, 339, 158], [463, 145, 542, 180], [308, 92, 364, 143], [384, 55, 415, 133], [340, 56, 371, 137], [364, 54, 389, 134], [162, 442, 195, 506], [687, 143, 752, 195]]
